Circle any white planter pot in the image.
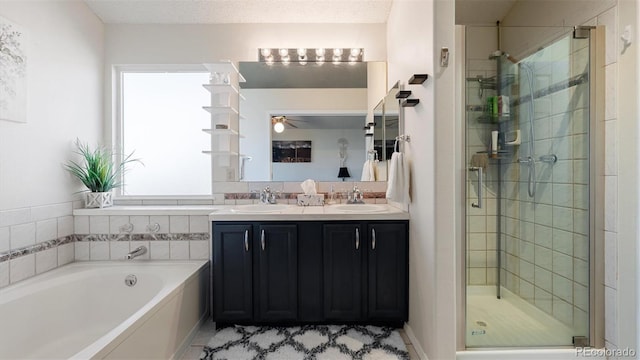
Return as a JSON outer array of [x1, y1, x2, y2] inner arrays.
[[85, 191, 113, 208]]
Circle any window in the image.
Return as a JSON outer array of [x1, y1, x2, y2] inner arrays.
[[119, 69, 211, 195]]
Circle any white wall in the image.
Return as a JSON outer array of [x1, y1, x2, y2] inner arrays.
[[0, 2, 104, 210], [104, 23, 386, 146], [387, 1, 458, 359], [239, 88, 367, 181], [0, 1, 103, 287]]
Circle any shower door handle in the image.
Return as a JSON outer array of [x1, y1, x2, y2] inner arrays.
[[469, 167, 483, 209]]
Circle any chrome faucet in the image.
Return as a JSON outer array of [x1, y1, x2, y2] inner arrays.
[[126, 246, 147, 260], [260, 186, 277, 204], [347, 185, 365, 204]]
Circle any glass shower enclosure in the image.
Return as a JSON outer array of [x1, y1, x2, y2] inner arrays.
[[464, 26, 592, 347]]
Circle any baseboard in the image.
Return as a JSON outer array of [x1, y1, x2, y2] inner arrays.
[[404, 323, 429, 360]]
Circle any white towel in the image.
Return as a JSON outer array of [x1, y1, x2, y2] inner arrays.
[[386, 152, 410, 204], [370, 160, 378, 181], [361, 160, 377, 181]]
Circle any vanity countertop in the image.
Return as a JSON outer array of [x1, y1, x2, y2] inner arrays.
[[73, 204, 409, 221], [209, 203, 409, 221]]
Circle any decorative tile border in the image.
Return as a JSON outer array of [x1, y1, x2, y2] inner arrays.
[[0, 235, 78, 262], [0, 233, 210, 262], [224, 192, 387, 200], [75, 233, 210, 242]]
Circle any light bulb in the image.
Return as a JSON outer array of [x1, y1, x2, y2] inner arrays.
[[281, 54, 290, 65], [260, 48, 271, 57], [348, 55, 358, 64], [316, 55, 325, 65], [316, 48, 325, 56], [333, 48, 343, 57], [298, 56, 307, 65], [350, 48, 361, 57], [297, 48, 307, 57], [274, 122, 285, 133], [279, 48, 288, 57], [333, 55, 341, 64]]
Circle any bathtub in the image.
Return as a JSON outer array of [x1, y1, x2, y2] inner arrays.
[[0, 260, 209, 359]]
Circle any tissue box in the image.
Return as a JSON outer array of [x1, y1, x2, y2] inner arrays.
[[297, 194, 325, 206]]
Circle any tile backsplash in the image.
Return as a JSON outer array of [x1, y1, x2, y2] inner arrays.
[[0, 181, 390, 289]]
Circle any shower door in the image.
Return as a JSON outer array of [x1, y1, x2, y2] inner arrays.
[[464, 26, 592, 348]]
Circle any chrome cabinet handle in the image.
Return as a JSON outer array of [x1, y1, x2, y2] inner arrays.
[[261, 229, 266, 251], [371, 228, 376, 250], [244, 230, 249, 252], [469, 166, 483, 209], [355, 228, 360, 250]]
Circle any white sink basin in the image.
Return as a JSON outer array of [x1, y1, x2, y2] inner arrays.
[[230, 204, 291, 213], [332, 204, 388, 213]]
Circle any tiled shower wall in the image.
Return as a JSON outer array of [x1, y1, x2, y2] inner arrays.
[[499, 33, 590, 334], [466, 5, 619, 348], [466, 27, 499, 286]]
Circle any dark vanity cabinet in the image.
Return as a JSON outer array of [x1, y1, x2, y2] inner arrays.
[[212, 220, 408, 326], [256, 224, 298, 321], [366, 223, 408, 321], [323, 223, 364, 321], [212, 224, 253, 321]]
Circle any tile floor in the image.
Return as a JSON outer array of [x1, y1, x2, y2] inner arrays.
[[180, 321, 420, 359]]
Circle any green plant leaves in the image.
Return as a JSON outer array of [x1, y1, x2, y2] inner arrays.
[[63, 139, 141, 193]]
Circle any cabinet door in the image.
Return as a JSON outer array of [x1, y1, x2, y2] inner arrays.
[[323, 223, 363, 321], [212, 223, 253, 321], [256, 224, 298, 321], [367, 222, 408, 321]]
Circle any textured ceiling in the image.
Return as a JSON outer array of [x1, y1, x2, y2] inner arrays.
[[456, 0, 518, 25], [84, 0, 394, 24]]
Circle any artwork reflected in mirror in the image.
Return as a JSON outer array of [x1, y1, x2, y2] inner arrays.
[[272, 140, 311, 163]]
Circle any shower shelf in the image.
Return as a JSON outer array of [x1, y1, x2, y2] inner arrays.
[[476, 114, 510, 124], [476, 150, 511, 160]]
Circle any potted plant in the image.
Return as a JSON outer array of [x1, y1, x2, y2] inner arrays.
[[64, 139, 141, 208]]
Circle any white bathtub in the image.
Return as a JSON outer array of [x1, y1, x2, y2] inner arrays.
[[0, 260, 209, 359]]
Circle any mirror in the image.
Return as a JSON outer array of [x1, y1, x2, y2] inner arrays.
[[237, 61, 387, 182], [378, 81, 400, 161]]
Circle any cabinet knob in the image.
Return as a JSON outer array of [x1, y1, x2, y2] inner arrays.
[[244, 230, 249, 252], [372, 228, 376, 250], [355, 228, 360, 250]]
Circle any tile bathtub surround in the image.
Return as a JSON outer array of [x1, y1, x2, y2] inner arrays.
[[73, 232, 210, 261], [0, 202, 76, 288]]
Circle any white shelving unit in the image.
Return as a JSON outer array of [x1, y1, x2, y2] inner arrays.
[[202, 61, 245, 183]]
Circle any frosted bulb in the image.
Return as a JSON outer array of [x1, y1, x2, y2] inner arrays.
[[333, 48, 343, 57], [316, 48, 325, 56], [260, 48, 271, 57], [278, 48, 288, 57], [274, 122, 285, 133], [350, 48, 361, 57]]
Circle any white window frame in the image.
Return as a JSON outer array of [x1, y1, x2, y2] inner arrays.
[[114, 64, 214, 201]]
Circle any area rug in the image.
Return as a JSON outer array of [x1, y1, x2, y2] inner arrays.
[[201, 325, 409, 360]]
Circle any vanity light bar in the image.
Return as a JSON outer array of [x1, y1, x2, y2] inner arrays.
[[258, 48, 363, 65]]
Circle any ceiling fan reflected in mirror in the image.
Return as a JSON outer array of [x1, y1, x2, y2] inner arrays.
[[272, 115, 310, 133]]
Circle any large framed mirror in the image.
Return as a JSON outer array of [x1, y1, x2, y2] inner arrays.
[[235, 61, 388, 182]]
